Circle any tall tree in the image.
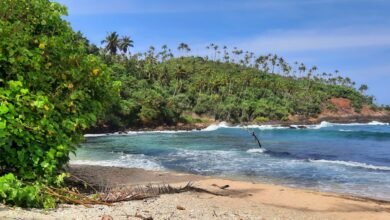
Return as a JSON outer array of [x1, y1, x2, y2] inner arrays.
[[101, 32, 120, 55], [178, 42, 191, 55], [119, 35, 134, 54]]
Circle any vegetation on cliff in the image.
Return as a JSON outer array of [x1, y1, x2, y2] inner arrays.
[[94, 33, 374, 130]]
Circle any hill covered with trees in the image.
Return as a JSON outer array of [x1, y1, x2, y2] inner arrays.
[[89, 32, 383, 130]]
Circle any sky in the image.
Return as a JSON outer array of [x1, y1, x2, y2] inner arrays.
[[57, 0, 390, 105]]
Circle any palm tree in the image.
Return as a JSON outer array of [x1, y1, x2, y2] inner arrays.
[[101, 32, 120, 55], [222, 46, 229, 62], [298, 63, 306, 75], [213, 44, 219, 61], [177, 43, 191, 55], [119, 36, 134, 54], [232, 47, 243, 63]]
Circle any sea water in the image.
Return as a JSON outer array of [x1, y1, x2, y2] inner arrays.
[[71, 121, 390, 200]]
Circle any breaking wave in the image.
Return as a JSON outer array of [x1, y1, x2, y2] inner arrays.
[[309, 159, 390, 171], [70, 153, 163, 170], [246, 148, 267, 153], [200, 121, 389, 132]]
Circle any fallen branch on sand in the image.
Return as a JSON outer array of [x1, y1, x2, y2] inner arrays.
[[49, 178, 225, 207], [45, 186, 112, 208], [99, 182, 223, 203]]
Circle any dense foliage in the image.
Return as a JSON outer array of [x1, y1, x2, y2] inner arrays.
[[94, 39, 373, 129], [0, 0, 376, 209], [0, 0, 117, 208]]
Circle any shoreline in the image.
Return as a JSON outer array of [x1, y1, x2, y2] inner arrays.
[[88, 115, 390, 134], [2, 165, 390, 219], [84, 119, 390, 137], [67, 165, 390, 203]]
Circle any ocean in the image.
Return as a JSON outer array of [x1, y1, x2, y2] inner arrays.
[[71, 121, 390, 200]]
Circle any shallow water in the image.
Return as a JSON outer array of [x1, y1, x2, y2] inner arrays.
[[72, 121, 390, 200]]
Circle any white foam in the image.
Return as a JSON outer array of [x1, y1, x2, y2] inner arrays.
[[311, 121, 333, 129], [243, 125, 287, 130], [70, 154, 163, 170], [84, 130, 192, 137], [339, 129, 353, 132], [307, 121, 389, 129], [368, 121, 389, 126], [309, 159, 390, 171], [84, 133, 110, 137], [202, 120, 389, 132], [202, 122, 287, 131], [202, 122, 231, 131], [246, 148, 266, 153], [85, 120, 389, 137]]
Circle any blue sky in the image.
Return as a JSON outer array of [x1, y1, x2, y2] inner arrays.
[[57, 0, 390, 104]]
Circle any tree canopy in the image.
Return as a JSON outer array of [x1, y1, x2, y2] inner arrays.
[[95, 41, 374, 130]]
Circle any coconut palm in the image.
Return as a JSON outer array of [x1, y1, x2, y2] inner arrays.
[[101, 32, 120, 55], [178, 43, 191, 54], [119, 35, 134, 54]]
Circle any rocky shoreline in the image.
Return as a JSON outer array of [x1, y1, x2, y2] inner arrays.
[[87, 114, 390, 134]]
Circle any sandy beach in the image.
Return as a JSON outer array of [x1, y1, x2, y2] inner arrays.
[[1, 165, 389, 220]]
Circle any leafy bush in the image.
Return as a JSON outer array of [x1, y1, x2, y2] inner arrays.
[[0, 0, 117, 208]]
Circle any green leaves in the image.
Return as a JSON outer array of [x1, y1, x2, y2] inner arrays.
[[0, 173, 56, 208], [8, 80, 23, 91], [0, 0, 115, 208], [0, 105, 8, 115], [0, 120, 6, 129]]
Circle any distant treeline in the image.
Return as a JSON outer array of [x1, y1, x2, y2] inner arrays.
[[84, 32, 377, 129]]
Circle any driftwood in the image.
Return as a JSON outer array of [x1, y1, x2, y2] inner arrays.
[[45, 186, 112, 207], [251, 131, 262, 148], [47, 181, 224, 207], [99, 182, 223, 203], [242, 125, 263, 148]]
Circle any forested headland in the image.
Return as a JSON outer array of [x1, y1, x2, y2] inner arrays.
[[91, 33, 385, 131], [0, 0, 389, 208]]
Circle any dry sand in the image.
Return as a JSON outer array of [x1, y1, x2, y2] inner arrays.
[[1, 165, 390, 220]]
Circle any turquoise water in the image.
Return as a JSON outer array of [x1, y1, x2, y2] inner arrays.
[[72, 121, 390, 200]]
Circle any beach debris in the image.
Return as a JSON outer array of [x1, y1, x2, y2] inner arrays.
[[251, 132, 262, 148], [220, 185, 230, 189], [134, 212, 153, 220], [176, 205, 186, 210], [211, 184, 230, 190], [243, 126, 263, 148], [99, 182, 223, 203], [44, 186, 112, 208], [61, 176, 225, 206], [101, 215, 113, 220]]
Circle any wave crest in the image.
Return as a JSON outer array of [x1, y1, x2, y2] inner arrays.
[[202, 122, 231, 131], [246, 148, 266, 153], [309, 159, 390, 171], [70, 153, 163, 170]]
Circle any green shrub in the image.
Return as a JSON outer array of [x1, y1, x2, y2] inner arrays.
[[253, 116, 269, 123], [0, 0, 117, 208]]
